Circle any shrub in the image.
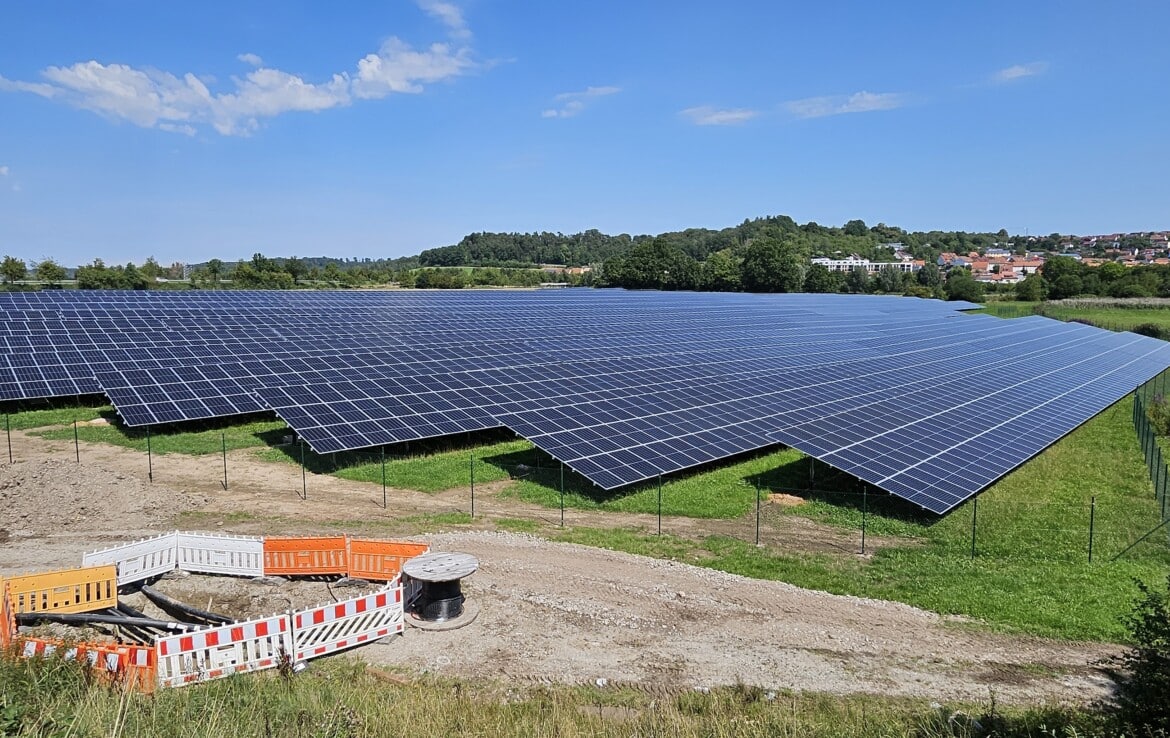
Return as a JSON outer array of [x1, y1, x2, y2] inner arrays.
[[1112, 574, 1170, 734], [1133, 323, 1169, 340]]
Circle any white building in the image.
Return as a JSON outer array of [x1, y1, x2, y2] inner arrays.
[[810, 256, 921, 274]]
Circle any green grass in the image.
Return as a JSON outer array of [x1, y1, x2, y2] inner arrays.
[[499, 446, 831, 518], [255, 437, 531, 492], [32, 415, 286, 455], [0, 404, 111, 430], [978, 299, 1170, 332], [0, 654, 1117, 738]]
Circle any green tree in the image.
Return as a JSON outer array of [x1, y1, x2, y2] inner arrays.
[[284, 256, 307, 284], [1098, 261, 1126, 283], [741, 238, 802, 292], [122, 262, 149, 290], [843, 219, 868, 237], [845, 266, 869, 294], [35, 259, 66, 287], [1, 255, 27, 284], [139, 256, 164, 282], [944, 268, 984, 302], [701, 249, 742, 291], [874, 264, 906, 293], [802, 263, 838, 293], [1049, 274, 1084, 300], [1015, 274, 1047, 301], [916, 262, 943, 290], [206, 259, 224, 288]]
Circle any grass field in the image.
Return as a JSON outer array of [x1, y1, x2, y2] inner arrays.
[[980, 298, 1170, 332], [0, 655, 1114, 738]]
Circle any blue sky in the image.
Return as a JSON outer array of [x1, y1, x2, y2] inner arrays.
[[1, 1, 1167, 266]]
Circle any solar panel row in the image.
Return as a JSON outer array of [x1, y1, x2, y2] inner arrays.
[[0, 289, 1163, 514]]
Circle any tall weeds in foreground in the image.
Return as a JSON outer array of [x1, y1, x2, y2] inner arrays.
[[0, 654, 1126, 738]]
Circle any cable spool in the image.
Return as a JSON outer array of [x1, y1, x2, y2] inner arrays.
[[402, 552, 478, 624]]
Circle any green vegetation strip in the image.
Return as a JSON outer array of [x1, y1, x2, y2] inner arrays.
[[0, 656, 1113, 738], [33, 416, 287, 455]]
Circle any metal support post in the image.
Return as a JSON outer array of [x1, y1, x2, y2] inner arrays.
[[73, 419, 79, 463], [146, 426, 153, 483], [970, 496, 978, 559], [221, 433, 229, 490], [755, 478, 761, 546], [470, 448, 475, 518], [381, 446, 387, 509], [300, 441, 307, 500], [657, 474, 663, 536], [560, 461, 565, 527], [4, 413, 10, 464], [861, 486, 868, 555], [1088, 496, 1096, 563]]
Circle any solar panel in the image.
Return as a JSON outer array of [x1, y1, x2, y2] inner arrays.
[[0, 289, 1164, 515]]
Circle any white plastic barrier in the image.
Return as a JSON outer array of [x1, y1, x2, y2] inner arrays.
[[82, 532, 179, 586], [155, 614, 292, 688], [291, 582, 404, 662], [176, 532, 263, 577]]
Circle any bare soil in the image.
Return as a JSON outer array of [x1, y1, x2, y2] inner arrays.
[[0, 430, 1120, 705]]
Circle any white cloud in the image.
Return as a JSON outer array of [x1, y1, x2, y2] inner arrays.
[[352, 38, 472, 98], [541, 86, 620, 118], [785, 91, 907, 119], [415, 0, 471, 40], [992, 62, 1048, 83], [679, 106, 758, 126], [0, 13, 477, 136], [0, 166, 8, 176]]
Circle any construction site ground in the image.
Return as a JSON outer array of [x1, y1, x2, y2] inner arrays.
[[0, 428, 1120, 706]]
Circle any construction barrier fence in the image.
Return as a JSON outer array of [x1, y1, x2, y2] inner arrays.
[[2, 565, 117, 615]]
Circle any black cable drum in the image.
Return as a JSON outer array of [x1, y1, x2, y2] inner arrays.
[[402, 552, 479, 623]]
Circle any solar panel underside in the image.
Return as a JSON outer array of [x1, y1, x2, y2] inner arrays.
[[0, 290, 1165, 514]]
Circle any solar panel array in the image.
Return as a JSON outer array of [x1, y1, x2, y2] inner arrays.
[[1, 289, 1166, 514]]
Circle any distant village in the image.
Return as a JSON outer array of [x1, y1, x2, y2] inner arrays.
[[810, 230, 1170, 286]]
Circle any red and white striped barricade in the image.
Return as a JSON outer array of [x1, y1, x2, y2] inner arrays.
[[21, 637, 123, 675], [291, 581, 404, 662], [176, 532, 264, 577], [82, 532, 180, 586], [155, 614, 292, 688]]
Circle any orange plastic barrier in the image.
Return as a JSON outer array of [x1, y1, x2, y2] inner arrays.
[[4, 566, 117, 614], [346, 539, 429, 581], [262, 536, 348, 577], [0, 584, 15, 648]]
